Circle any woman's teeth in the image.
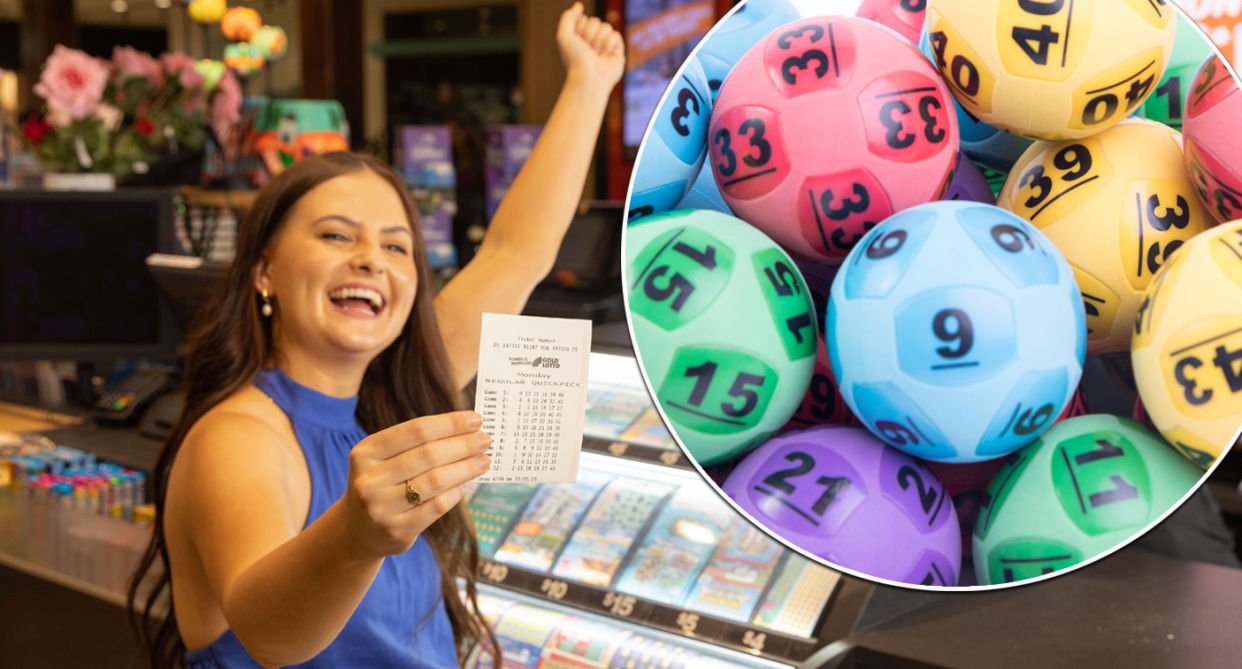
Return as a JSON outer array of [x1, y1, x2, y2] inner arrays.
[[328, 287, 384, 313]]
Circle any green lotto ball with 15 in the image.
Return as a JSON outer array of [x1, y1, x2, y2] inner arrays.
[[627, 209, 817, 465]]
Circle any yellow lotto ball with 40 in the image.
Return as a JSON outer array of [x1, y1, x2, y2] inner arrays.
[[998, 118, 1215, 356], [1132, 221, 1242, 468], [925, 0, 1176, 140]]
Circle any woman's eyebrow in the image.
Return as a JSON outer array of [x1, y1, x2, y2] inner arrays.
[[312, 214, 413, 237]]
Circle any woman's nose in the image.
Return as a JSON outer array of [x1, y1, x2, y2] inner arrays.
[[350, 242, 387, 274]]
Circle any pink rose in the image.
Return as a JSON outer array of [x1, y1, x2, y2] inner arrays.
[[179, 66, 205, 90], [161, 52, 197, 75], [112, 46, 165, 86], [33, 45, 109, 121], [211, 70, 242, 142]]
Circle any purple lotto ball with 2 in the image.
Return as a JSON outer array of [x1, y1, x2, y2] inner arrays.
[[723, 425, 961, 586]]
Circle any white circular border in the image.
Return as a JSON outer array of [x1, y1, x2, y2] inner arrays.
[[618, 0, 1242, 593]]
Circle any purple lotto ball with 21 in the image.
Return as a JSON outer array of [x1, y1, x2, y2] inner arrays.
[[722, 425, 961, 586]]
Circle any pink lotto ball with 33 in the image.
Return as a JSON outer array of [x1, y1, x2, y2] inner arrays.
[[709, 15, 959, 266]]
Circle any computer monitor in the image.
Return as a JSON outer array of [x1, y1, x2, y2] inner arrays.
[[0, 190, 181, 364]]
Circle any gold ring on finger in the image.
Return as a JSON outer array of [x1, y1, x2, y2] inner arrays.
[[406, 480, 421, 506]]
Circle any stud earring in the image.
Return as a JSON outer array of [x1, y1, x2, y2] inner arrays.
[[261, 289, 273, 317]]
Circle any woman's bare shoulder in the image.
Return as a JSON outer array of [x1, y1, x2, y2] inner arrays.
[[180, 384, 299, 465]]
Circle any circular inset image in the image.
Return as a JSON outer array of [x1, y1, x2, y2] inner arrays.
[[623, 0, 1240, 590]]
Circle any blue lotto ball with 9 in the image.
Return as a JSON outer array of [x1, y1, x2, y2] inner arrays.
[[627, 209, 817, 465], [828, 201, 1086, 464], [697, 0, 801, 100], [629, 58, 713, 223]]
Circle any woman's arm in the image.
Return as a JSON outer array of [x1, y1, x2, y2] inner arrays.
[[174, 410, 488, 668], [435, 2, 624, 388]]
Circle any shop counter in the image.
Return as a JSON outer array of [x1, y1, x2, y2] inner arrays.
[[826, 548, 1241, 668]]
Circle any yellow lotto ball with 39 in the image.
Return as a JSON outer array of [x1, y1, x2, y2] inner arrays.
[[924, 0, 1176, 140], [998, 118, 1214, 356], [1132, 221, 1242, 469]]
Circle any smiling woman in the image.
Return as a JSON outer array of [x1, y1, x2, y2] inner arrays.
[[124, 4, 626, 668]]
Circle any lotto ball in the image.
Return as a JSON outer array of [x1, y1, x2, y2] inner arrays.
[[1058, 382, 1091, 421], [221, 7, 262, 41], [1136, 13, 1213, 131], [251, 25, 288, 61], [1184, 56, 1242, 223], [998, 117, 1215, 356], [779, 260, 854, 433], [917, 26, 1036, 176], [924, 0, 1176, 140], [972, 415, 1201, 585], [710, 15, 958, 265], [856, 0, 926, 44], [1132, 396, 1157, 432], [627, 210, 817, 465], [954, 106, 1034, 177], [723, 425, 962, 586], [943, 151, 995, 204], [926, 457, 1005, 559], [677, 160, 733, 215], [697, 0, 801, 99], [629, 58, 713, 223], [828, 201, 1085, 464], [1132, 220, 1242, 468]]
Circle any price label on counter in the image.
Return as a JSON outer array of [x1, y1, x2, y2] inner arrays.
[[474, 313, 592, 484]]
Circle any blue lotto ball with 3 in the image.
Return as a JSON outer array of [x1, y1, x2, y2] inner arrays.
[[697, 0, 800, 99], [677, 159, 733, 215], [828, 201, 1086, 464], [629, 57, 713, 223]]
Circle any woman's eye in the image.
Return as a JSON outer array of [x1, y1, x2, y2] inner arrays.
[[387, 244, 408, 254], [322, 233, 348, 242]]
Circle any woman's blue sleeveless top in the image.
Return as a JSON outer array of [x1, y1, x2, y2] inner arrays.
[[184, 367, 458, 669]]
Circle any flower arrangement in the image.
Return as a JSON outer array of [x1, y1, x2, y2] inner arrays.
[[15, 44, 243, 181]]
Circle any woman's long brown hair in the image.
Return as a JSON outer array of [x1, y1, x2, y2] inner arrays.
[[127, 152, 500, 668]]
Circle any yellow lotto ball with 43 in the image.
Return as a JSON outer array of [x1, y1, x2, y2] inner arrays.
[[925, 0, 1176, 140], [998, 118, 1215, 356], [1132, 221, 1242, 468]]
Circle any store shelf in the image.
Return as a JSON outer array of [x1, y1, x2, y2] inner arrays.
[[581, 433, 689, 469], [476, 557, 828, 664]]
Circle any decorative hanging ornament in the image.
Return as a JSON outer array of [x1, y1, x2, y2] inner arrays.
[[194, 59, 227, 90], [187, 0, 226, 24], [224, 42, 266, 76], [250, 25, 287, 61], [221, 7, 263, 42]]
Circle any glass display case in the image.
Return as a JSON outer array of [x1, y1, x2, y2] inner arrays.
[[461, 352, 864, 668]]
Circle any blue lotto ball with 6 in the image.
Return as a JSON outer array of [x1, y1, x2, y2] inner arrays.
[[697, 0, 800, 99], [828, 201, 1086, 464], [627, 209, 817, 465], [628, 58, 713, 223]]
